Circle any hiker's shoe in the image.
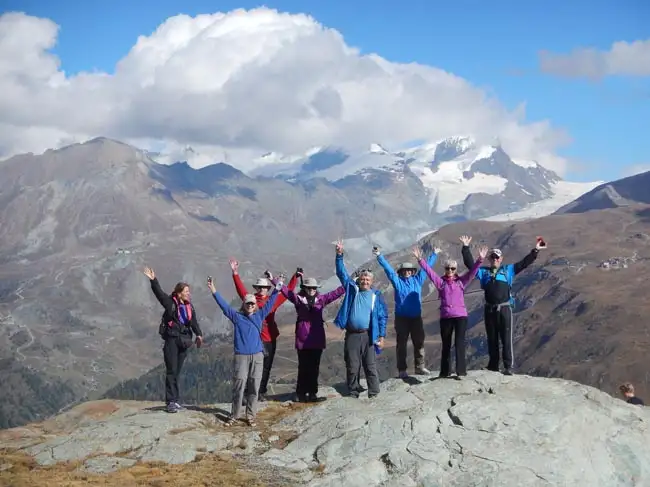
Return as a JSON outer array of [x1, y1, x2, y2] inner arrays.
[[398, 370, 409, 379], [258, 393, 268, 402], [503, 369, 514, 376], [308, 393, 327, 403], [414, 367, 431, 375], [166, 402, 179, 413], [296, 394, 308, 403], [348, 391, 360, 398], [173, 402, 185, 411]]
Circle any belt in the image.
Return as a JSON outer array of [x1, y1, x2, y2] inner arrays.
[[485, 302, 510, 312], [346, 328, 369, 334]]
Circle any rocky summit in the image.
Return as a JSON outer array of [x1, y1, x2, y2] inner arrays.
[[1, 371, 649, 486]]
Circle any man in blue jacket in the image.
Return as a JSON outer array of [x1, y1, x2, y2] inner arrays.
[[373, 245, 437, 378], [334, 239, 387, 398]]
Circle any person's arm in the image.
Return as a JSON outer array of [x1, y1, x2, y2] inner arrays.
[[459, 256, 484, 286], [417, 258, 443, 290], [211, 291, 238, 323], [376, 293, 388, 339], [415, 250, 439, 286], [232, 273, 248, 300], [321, 286, 346, 306], [376, 254, 401, 290], [189, 305, 203, 337], [257, 289, 280, 321], [149, 278, 175, 313], [335, 253, 352, 287], [462, 245, 475, 270], [513, 248, 540, 275], [271, 272, 299, 312]]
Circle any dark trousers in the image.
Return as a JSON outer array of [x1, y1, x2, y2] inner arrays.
[[395, 315, 425, 372], [344, 331, 380, 396], [163, 336, 188, 404], [439, 317, 468, 377], [484, 304, 514, 371], [296, 349, 323, 396], [244, 340, 276, 396]]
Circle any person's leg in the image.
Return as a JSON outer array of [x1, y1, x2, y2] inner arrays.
[[174, 341, 188, 408], [163, 338, 179, 410], [344, 333, 362, 397], [246, 352, 264, 421], [296, 349, 308, 401], [361, 334, 380, 397], [454, 317, 468, 376], [410, 316, 427, 373], [499, 307, 514, 374], [484, 308, 500, 371], [309, 349, 323, 397], [394, 316, 409, 376], [259, 340, 276, 398], [438, 318, 454, 377], [231, 354, 249, 420]]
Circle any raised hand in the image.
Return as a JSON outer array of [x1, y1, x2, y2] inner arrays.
[[295, 267, 304, 277], [478, 245, 489, 259], [411, 246, 423, 260], [335, 238, 344, 255], [277, 272, 286, 284], [459, 235, 472, 246], [229, 258, 239, 274], [143, 267, 155, 280], [264, 270, 273, 280], [372, 245, 380, 256], [433, 247, 442, 255], [207, 277, 216, 294], [536, 237, 547, 250]]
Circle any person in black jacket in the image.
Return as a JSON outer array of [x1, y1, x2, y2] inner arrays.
[[143, 266, 203, 413], [620, 383, 645, 406]]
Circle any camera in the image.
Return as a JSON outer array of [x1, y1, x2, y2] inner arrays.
[[207, 276, 212, 284], [296, 267, 304, 274]]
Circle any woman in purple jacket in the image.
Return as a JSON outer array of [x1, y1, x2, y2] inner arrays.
[[413, 243, 488, 379], [273, 273, 345, 403]]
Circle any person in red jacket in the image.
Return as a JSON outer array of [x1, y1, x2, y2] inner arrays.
[[230, 258, 299, 401]]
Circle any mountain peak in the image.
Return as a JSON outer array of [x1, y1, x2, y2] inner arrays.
[[369, 143, 388, 154]]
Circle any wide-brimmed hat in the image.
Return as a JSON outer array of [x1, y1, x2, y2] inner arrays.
[[397, 262, 418, 271], [301, 277, 322, 288], [253, 278, 271, 287]]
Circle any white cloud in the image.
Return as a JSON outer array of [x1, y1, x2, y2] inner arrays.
[[0, 8, 570, 174], [620, 163, 650, 179], [540, 39, 650, 79]]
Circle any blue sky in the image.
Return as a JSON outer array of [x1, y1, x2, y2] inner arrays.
[[4, 0, 649, 182]]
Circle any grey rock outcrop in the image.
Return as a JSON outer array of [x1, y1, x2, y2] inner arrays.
[[1, 373, 649, 486]]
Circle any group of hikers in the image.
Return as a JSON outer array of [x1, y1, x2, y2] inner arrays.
[[144, 234, 554, 424]]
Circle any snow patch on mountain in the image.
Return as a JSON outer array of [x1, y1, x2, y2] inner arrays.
[[482, 180, 603, 222]]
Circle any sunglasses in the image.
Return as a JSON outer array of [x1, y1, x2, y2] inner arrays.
[[244, 302, 256, 307], [445, 267, 456, 271], [303, 286, 317, 290]]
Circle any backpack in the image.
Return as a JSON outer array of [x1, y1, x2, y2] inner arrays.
[[158, 297, 193, 339]]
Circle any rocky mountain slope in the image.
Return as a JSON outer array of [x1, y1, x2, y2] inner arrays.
[[0, 135, 597, 429], [1, 372, 648, 486]]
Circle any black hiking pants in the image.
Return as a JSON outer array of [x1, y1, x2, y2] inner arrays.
[[163, 335, 190, 404], [296, 348, 323, 396], [484, 304, 514, 371], [439, 317, 468, 377]]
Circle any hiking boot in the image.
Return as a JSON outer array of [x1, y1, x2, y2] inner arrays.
[[503, 369, 514, 376], [348, 391, 360, 398], [296, 393, 308, 403], [258, 393, 268, 402], [308, 393, 326, 403], [173, 402, 185, 411], [414, 367, 431, 375], [166, 402, 179, 413], [398, 370, 409, 379]]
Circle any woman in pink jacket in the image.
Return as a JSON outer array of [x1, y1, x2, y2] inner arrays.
[[412, 242, 488, 379]]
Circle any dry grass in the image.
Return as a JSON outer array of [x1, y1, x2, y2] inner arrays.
[[0, 401, 312, 487]]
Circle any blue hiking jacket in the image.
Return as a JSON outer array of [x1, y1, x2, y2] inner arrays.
[[212, 290, 279, 354], [376, 252, 438, 317], [333, 254, 388, 345]]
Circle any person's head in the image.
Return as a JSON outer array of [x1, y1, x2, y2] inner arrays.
[[443, 259, 458, 278], [300, 277, 321, 297], [488, 248, 503, 268], [252, 277, 272, 296], [241, 294, 258, 315], [173, 282, 191, 303], [620, 383, 635, 398], [356, 269, 374, 291], [397, 262, 417, 278]]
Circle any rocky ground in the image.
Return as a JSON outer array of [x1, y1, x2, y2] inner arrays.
[[1, 371, 649, 486]]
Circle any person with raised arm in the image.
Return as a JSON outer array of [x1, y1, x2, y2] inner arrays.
[[207, 274, 280, 427], [270, 271, 345, 403], [334, 239, 387, 398], [372, 244, 438, 378], [412, 243, 487, 379], [143, 266, 203, 414], [229, 258, 299, 401], [459, 235, 547, 375]]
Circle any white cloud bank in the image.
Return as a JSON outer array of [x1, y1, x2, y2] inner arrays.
[[0, 8, 571, 173], [540, 39, 650, 79]]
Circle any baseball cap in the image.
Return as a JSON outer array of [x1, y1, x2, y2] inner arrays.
[[243, 294, 256, 304], [489, 248, 503, 258]]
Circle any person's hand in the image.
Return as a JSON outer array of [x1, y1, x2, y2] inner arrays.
[[411, 246, 422, 260], [207, 278, 216, 294], [372, 246, 380, 256], [377, 337, 385, 350], [277, 272, 286, 284], [535, 237, 547, 250], [143, 267, 155, 280], [433, 247, 442, 255], [459, 235, 472, 246], [335, 239, 344, 255], [264, 270, 273, 280], [195, 336, 203, 348], [478, 245, 488, 259], [229, 258, 239, 274], [296, 267, 304, 277]]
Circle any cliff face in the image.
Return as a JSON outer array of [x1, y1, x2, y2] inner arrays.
[[1, 371, 649, 486]]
